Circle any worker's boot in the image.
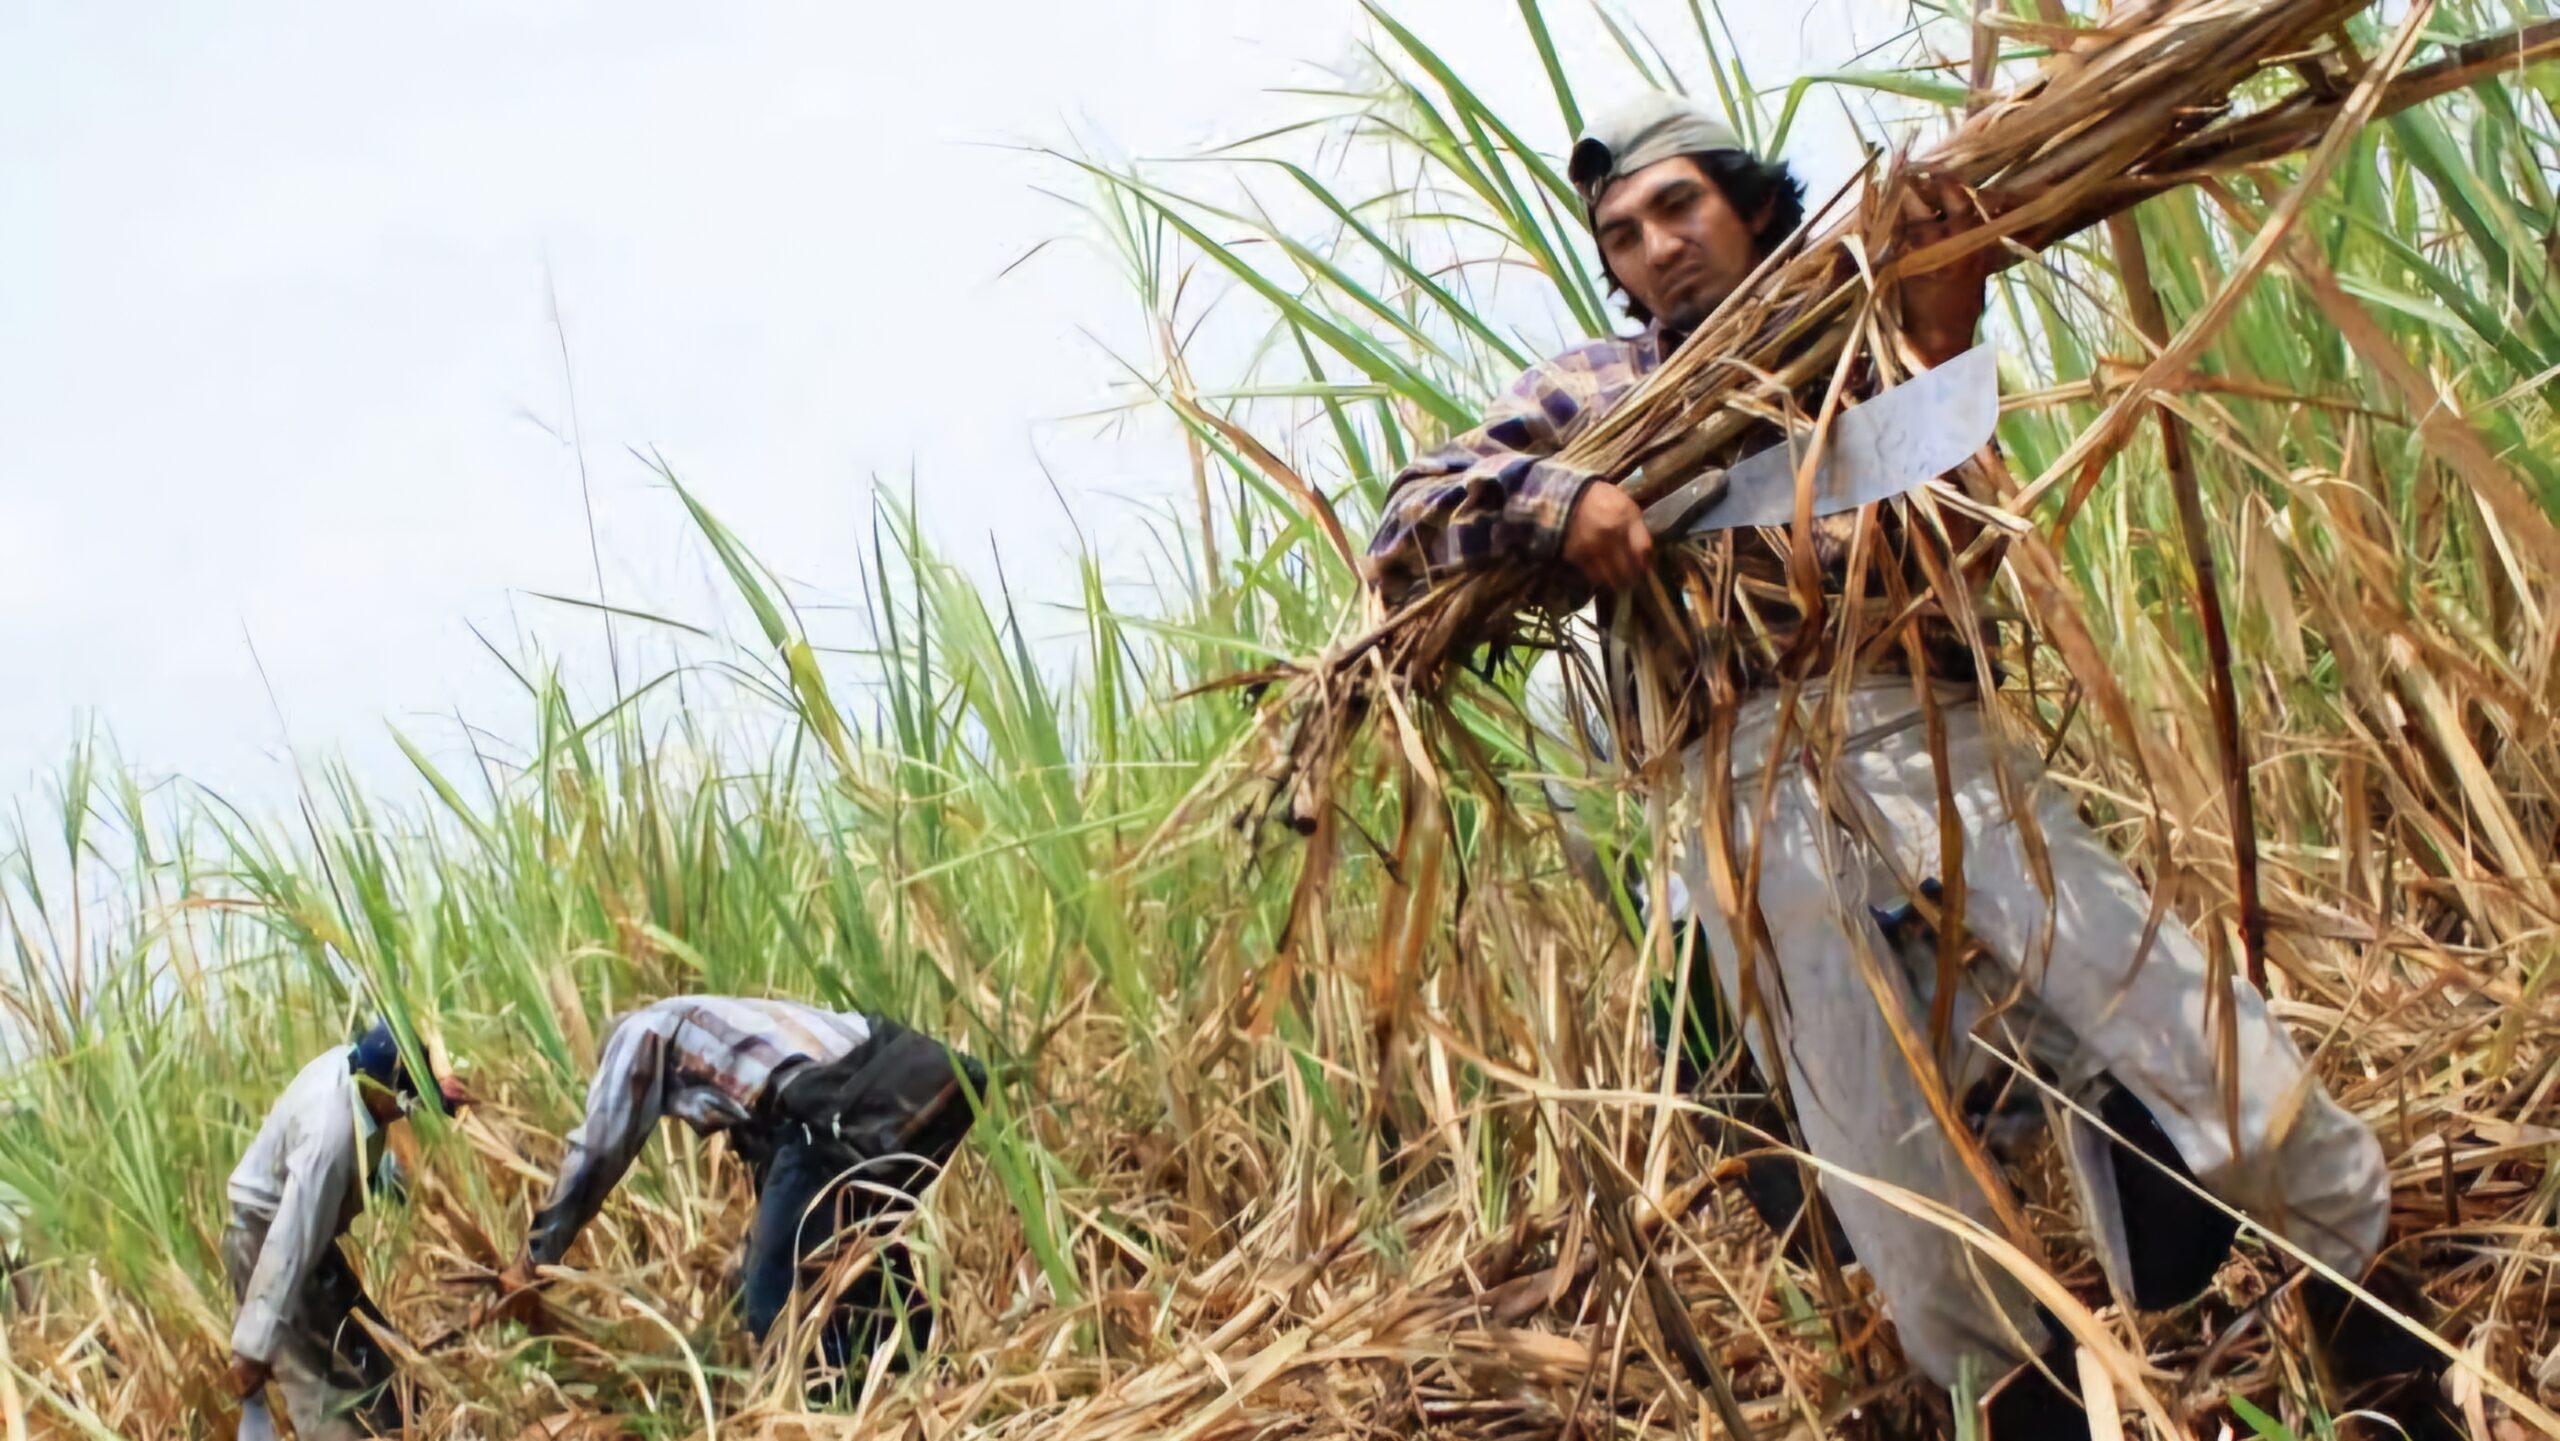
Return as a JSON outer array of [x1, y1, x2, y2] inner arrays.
[[1693, 1089, 1856, 1268], [1981, 1343, 2090, 1441], [2304, 1260, 2460, 1441], [2094, 1077, 2239, 1310]]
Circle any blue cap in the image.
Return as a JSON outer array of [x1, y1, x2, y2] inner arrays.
[[351, 1017, 463, 1116], [350, 1020, 405, 1090]]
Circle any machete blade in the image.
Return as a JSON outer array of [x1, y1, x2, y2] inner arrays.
[[1642, 341, 1998, 536]]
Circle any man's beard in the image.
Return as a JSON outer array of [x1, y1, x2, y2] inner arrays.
[[1658, 283, 1732, 338]]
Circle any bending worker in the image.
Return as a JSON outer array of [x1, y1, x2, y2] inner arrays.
[[224, 1019, 468, 1440], [494, 995, 984, 1380]]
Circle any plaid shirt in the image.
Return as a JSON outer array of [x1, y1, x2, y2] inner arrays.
[[1366, 325, 1671, 604], [1367, 322, 1992, 701], [527, 996, 873, 1264]]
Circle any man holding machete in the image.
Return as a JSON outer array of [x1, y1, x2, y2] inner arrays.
[[1367, 92, 2440, 1436]]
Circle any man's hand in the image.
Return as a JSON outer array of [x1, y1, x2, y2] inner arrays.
[[226, 1353, 271, 1399], [1896, 171, 1999, 368], [1561, 482, 1653, 590], [435, 1073, 473, 1115], [473, 1253, 546, 1330], [498, 1253, 540, 1292]]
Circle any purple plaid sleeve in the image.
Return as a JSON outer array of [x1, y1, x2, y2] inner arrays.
[[1364, 334, 1659, 605]]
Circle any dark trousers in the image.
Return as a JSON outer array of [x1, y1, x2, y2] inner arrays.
[[737, 1020, 984, 1378]]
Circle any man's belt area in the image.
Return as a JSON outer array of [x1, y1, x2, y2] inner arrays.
[[1710, 590, 1993, 691], [1604, 570, 2000, 754]]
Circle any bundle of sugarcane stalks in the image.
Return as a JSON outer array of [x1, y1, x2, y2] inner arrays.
[[1247, 0, 2560, 829]]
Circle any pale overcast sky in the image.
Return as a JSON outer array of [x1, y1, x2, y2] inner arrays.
[[3, 1, 1898, 811]]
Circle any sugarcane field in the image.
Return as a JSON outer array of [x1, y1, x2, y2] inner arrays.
[[8, 1, 2560, 1437]]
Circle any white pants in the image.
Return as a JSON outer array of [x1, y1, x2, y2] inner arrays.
[[1671, 678, 2387, 1386]]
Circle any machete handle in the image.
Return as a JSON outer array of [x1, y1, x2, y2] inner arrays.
[[1641, 467, 1731, 536]]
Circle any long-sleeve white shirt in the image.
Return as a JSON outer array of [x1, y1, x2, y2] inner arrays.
[[526, 996, 872, 1264], [226, 1048, 382, 1364]]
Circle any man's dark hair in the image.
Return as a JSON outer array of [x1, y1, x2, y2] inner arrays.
[[1602, 150, 1807, 326]]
